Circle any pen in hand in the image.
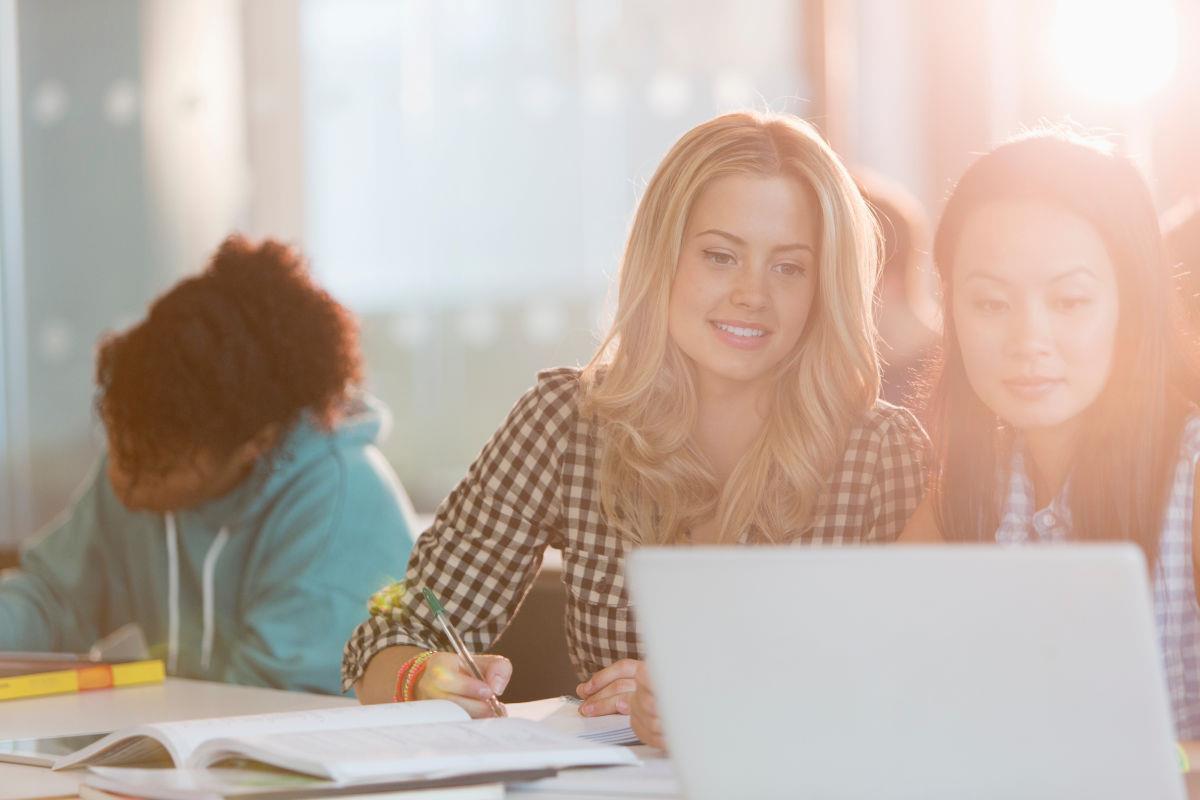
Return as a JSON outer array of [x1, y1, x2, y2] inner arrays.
[[422, 587, 507, 718]]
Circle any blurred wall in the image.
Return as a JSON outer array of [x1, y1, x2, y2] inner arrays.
[[0, 0, 32, 542], [142, 0, 249, 274], [14, 0, 152, 540], [4, 0, 248, 544]]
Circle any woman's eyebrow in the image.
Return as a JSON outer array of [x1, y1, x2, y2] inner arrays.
[[695, 228, 814, 255]]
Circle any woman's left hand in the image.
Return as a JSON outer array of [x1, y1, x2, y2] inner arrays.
[[630, 660, 665, 750], [577, 658, 665, 750], [576, 658, 639, 716]]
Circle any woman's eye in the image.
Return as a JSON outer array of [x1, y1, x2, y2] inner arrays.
[[772, 262, 805, 277], [973, 297, 1008, 313], [1055, 296, 1091, 311], [703, 249, 736, 267]]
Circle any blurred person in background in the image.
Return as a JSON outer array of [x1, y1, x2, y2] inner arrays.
[[0, 235, 416, 695], [857, 170, 939, 407], [345, 111, 930, 749], [900, 132, 1200, 748]]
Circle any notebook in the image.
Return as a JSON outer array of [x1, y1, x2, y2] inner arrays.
[[507, 696, 638, 745], [53, 700, 637, 785], [628, 545, 1186, 800]]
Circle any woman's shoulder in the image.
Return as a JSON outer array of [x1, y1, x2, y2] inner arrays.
[[533, 366, 584, 397], [525, 367, 585, 418], [490, 367, 589, 443], [813, 399, 930, 542], [844, 399, 931, 455], [822, 399, 930, 497]]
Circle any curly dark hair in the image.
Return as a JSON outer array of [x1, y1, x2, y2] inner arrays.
[[96, 234, 363, 478]]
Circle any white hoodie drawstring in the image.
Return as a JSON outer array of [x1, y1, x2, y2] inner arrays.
[[164, 513, 180, 675], [165, 514, 231, 675], [200, 527, 230, 672]]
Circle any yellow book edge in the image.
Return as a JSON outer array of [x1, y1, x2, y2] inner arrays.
[[0, 659, 164, 701]]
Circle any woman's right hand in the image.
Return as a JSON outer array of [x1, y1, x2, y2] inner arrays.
[[414, 652, 512, 718]]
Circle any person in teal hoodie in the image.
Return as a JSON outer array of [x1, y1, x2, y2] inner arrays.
[[0, 235, 414, 695]]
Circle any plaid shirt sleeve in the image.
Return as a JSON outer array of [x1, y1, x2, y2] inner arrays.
[[341, 369, 578, 691], [862, 402, 931, 542]]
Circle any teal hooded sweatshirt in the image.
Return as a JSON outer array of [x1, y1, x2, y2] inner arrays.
[[0, 393, 414, 695]]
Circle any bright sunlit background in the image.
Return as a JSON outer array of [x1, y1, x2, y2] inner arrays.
[[1052, 0, 1178, 106], [1, 0, 1198, 545]]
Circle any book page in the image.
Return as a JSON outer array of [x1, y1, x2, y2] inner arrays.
[[87, 765, 328, 799], [511, 755, 678, 796], [55, 728, 183, 770], [55, 701, 468, 770], [191, 718, 639, 783], [507, 696, 639, 745], [86, 767, 505, 800]]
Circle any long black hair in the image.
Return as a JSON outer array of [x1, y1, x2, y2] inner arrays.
[[928, 131, 1198, 565]]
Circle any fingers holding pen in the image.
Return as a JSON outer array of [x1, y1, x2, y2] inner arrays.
[[481, 656, 513, 696], [415, 653, 510, 718]]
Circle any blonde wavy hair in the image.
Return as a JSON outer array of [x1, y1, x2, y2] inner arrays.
[[579, 111, 881, 545]]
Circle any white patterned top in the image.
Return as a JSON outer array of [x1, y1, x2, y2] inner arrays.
[[996, 415, 1200, 738]]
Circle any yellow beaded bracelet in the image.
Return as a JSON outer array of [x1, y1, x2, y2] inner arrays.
[[401, 651, 437, 703]]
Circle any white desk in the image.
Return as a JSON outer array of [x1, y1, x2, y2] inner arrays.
[[0, 678, 674, 800], [6, 681, 1196, 800]]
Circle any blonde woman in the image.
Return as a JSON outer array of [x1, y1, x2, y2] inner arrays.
[[343, 111, 929, 746]]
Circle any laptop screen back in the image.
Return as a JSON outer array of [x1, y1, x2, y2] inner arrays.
[[628, 545, 1184, 800]]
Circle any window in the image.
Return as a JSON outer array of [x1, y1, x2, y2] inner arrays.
[[298, 0, 811, 507]]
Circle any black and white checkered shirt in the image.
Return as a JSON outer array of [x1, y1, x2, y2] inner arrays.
[[342, 367, 930, 689]]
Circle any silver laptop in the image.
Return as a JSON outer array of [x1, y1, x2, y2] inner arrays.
[[627, 545, 1184, 800]]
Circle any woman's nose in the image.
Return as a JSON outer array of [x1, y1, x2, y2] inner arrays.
[[730, 267, 768, 311], [1003, 303, 1054, 360]]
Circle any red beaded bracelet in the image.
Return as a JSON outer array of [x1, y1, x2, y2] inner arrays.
[[403, 655, 435, 702], [393, 651, 436, 703], [392, 656, 420, 703]]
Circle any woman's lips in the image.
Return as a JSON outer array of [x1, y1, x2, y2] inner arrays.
[[1002, 377, 1063, 401], [710, 320, 771, 350]]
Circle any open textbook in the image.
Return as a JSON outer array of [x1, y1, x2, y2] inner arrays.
[[80, 770, 506, 800], [53, 700, 637, 784]]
